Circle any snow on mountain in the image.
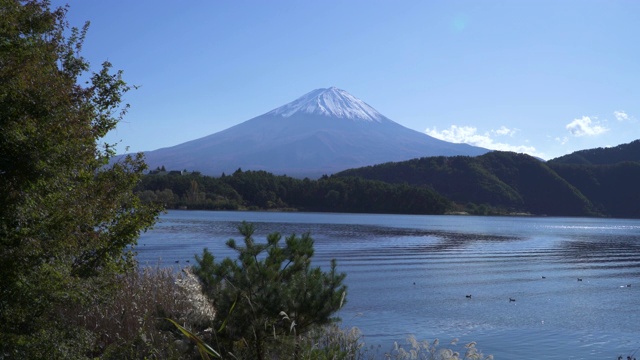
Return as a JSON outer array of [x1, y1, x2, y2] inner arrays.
[[267, 87, 384, 122], [137, 87, 490, 178]]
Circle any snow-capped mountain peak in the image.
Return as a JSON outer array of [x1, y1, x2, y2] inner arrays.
[[267, 87, 385, 122], [139, 86, 490, 178]]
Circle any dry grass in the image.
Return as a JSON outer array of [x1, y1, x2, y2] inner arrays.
[[175, 267, 216, 322], [63, 265, 214, 359], [381, 336, 492, 360], [271, 327, 492, 360]]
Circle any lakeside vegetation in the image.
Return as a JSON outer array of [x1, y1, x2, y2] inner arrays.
[[136, 168, 451, 215], [136, 142, 640, 218]]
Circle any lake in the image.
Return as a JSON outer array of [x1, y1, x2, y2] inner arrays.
[[137, 210, 640, 359]]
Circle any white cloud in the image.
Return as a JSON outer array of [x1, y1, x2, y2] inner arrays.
[[425, 125, 537, 155], [494, 126, 516, 136], [565, 116, 608, 137], [614, 110, 629, 122], [554, 136, 569, 145]]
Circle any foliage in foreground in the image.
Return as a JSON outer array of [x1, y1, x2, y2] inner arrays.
[[74, 267, 210, 360], [0, 1, 160, 357], [193, 222, 348, 359]]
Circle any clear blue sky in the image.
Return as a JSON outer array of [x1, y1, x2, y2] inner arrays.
[[55, 0, 640, 160]]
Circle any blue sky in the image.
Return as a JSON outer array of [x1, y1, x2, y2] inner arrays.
[[55, 0, 640, 160]]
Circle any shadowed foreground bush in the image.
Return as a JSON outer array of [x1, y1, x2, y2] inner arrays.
[[61, 266, 210, 359], [192, 221, 348, 359]]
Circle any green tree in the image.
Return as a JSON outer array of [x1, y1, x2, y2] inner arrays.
[[193, 222, 347, 360], [0, 1, 159, 357]]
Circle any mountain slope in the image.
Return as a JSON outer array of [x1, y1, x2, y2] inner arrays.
[[548, 139, 640, 165], [548, 161, 640, 218], [336, 151, 597, 216], [140, 87, 490, 178]]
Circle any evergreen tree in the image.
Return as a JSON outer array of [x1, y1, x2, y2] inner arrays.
[[0, 1, 159, 357], [193, 222, 347, 359]]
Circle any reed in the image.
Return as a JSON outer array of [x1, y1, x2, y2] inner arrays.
[[381, 336, 493, 360], [63, 265, 210, 359]]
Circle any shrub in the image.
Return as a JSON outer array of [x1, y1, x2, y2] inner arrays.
[[64, 266, 210, 359], [193, 221, 347, 359]]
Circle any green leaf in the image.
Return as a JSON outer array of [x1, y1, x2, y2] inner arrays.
[[165, 318, 220, 359]]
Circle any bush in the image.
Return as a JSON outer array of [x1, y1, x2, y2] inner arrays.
[[193, 222, 347, 359], [62, 266, 211, 359]]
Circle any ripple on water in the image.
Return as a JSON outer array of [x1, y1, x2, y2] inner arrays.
[[137, 211, 640, 359]]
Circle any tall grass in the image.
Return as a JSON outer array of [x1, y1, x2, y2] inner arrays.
[[63, 266, 212, 359], [381, 336, 492, 360]]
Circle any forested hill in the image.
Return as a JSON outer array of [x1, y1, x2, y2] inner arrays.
[[137, 147, 640, 218], [337, 150, 640, 218], [337, 152, 597, 217], [544, 139, 640, 217], [548, 139, 640, 165], [547, 161, 640, 218]]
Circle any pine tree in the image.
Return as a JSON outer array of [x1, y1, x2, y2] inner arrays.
[[194, 222, 347, 359]]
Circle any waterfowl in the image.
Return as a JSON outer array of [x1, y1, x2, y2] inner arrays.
[[466, 294, 472, 298], [577, 278, 582, 282], [509, 297, 516, 302]]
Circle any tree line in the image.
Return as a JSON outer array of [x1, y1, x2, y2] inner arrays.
[[136, 168, 450, 215], [138, 143, 640, 219], [137, 144, 640, 218]]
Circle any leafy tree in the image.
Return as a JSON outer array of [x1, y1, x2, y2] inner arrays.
[[0, 1, 159, 357], [193, 222, 347, 359]]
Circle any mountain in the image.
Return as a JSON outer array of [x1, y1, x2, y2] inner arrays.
[[548, 139, 640, 165], [336, 151, 597, 217], [548, 160, 640, 218], [139, 87, 490, 178], [546, 139, 640, 218]]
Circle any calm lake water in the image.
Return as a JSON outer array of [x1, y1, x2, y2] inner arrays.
[[137, 211, 640, 359]]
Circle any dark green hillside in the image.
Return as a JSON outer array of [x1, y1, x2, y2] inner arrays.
[[337, 152, 597, 216], [477, 152, 596, 216], [336, 156, 524, 209], [136, 169, 451, 215], [549, 161, 640, 218], [549, 139, 640, 165]]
